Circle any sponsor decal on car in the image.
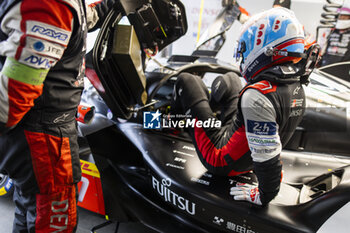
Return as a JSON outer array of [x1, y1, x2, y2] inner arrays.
[[182, 145, 196, 151], [173, 149, 194, 157], [80, 160, 100, 178], [152, 176, 196, 215], [174, 157, 187, 163], [165, 163, 185, 170], [211, 213, 259, 232], [203, 172, 213, 178], [226, 221, 257, 233], [213, 216, 224, 226], [191, 177, 210, 186]]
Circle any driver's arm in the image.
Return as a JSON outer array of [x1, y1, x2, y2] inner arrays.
[[240, 89, 283, 205], [0, 0, 74, 134]]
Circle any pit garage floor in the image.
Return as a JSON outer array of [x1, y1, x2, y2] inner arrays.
[[0, 195, 157, 233]]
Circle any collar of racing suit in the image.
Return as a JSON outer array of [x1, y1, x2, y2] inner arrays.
[[249, 65, 301, 85]]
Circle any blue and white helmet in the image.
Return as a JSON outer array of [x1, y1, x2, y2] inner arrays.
[[234, 8, 305, 82]]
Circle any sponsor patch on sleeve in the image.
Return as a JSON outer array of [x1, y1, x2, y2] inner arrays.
[[247, 120, 277, 135], [26, 37, 65, 59], [26, 21, 71, 46], [19, 49, 57, 69]]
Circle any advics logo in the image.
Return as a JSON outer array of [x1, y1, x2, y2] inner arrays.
[[24, 55, 52, 69], [143, 110, 161, 129]]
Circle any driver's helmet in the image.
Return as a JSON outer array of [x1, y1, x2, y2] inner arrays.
[[234, 8, 305, 82], [336, 0, 350, 30]]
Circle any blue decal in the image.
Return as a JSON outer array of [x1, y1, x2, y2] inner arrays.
[[5, 178, 13, 192], [143, 111, 161, 129], [31, 25, 68, 41], [247, 120, 276, 135], [33, 41, 45, 52]]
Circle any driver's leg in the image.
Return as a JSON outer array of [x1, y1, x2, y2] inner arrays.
[[173, 73, 252, 176], [210, 72, 243, 124]]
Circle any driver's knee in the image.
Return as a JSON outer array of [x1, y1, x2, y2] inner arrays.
[[211, 72, 242, 105], [210, 72, 242, 123], [173, 73, 209, 112]]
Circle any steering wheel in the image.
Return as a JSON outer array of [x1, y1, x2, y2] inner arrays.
[[147, 62, 241, 104]]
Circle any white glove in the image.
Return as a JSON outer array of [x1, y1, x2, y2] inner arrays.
[[230, 183, 262, 205]]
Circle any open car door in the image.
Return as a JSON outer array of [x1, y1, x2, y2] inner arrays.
[[90, 0, 187, 119], [192, 3, 240, 58]]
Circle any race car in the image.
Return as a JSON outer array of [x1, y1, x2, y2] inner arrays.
[[1, 1, 350, 233], [76, 1, 350, 232]]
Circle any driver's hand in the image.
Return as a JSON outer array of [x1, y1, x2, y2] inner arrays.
[[230, 183, 262, 205]]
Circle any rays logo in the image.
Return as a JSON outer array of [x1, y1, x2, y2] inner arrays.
[[143, 110, 161, 129], [31, 25, 68, 41]]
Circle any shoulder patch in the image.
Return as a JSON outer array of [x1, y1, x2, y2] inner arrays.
[[248, 80, 277, 94], [241, 80, 277, 96]]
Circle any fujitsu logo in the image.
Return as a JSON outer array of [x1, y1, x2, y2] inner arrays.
[[152, 176, 196, 215]]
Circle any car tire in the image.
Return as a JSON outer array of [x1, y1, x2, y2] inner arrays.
[[0, 173, 13, 198]]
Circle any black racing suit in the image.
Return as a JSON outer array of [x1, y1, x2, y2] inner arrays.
[[174, 70, 305, 205], [321, 28, 350, 66], [0, 0, 115, 232]]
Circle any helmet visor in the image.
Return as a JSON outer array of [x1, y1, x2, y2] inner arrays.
[[233, 41, 246, 63]]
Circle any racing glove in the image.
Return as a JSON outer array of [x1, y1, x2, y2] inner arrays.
[[230, 183, 262, 205]]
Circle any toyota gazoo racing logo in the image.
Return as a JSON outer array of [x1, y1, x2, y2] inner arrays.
[[152, 176, 196, 215]]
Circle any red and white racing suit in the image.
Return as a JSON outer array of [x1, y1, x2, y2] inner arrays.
[[174, 71, 305, 205], [0, 0, 115, 232]]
